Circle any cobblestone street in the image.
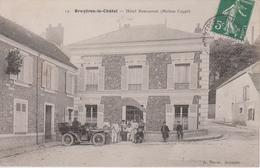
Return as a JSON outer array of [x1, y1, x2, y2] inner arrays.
[[0, 122, 259, 167]]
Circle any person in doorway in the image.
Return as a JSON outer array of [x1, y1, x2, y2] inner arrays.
[[176, 121, 183, 140], [161, 121, 170, 142]]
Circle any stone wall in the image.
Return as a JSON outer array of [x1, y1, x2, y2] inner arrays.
[[101, 96, 122, 123], [102, 55, 125, 90], [147, 53, 171, 89], [146, 96, 171, 131]]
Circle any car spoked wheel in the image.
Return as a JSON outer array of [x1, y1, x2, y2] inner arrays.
[[62, 133, 74, 146], [92, 133, 105, 146]]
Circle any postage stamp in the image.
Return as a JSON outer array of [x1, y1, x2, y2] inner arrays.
[[211, 0, 255, 41]]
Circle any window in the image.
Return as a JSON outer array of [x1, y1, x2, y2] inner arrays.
[[175, 64, 190, 89], [243, 86, 249, 101], [85, 105, 97, 125], [128, 65, 143, 90], [14, 99, 28, 133], [42, 62, 59, 91], [12, 55, 33, 84], [85, 67, 98, 91], [248, 108, 255, 121], [66, 72, 75, 95]]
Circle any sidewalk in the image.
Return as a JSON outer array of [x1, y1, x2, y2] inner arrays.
[[0, 141, 61, 159]]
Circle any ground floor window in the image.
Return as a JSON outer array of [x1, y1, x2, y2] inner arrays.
[[85, 105, 97, 127], [174, 105, 189, 130], [248, 108, 255, 121]]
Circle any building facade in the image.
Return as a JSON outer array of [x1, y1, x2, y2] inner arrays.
[[216, 62, 260, 127], [66, 24, 210, 131], [0, 16, 77, 150]]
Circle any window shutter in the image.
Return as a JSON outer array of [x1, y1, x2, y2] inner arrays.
[[23, 56, 33, 84], [77, 67, 85, 92], [54, 67, 59, 91], [97, 104, 104, 129], [167, 64, 174, 89], [41, 62, 47, 88], [98, 66, 105, 91], [188, 104, 197, 130], [65, 72, 69, 93], [122, 106, 126, 120], [190, 63, 198, 89], [121, 66, 127, 90], [166, 104, 174, 130], [51, 66, 58, 91], [142, 65, 149, 90]]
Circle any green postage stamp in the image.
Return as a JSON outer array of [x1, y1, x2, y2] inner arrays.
[[211, 0, 255, 41]]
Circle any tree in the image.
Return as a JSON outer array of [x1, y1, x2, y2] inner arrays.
[[209, 39, 259, 104], [5, 49, 23, 75]]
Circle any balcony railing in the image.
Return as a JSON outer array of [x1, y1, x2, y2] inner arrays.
[[174, 83, 189, 90], [85, 84, 98, 91], [128, 84, 142, 90]]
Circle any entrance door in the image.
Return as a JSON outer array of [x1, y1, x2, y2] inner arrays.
[[85, 105, 97, 127], [45, 105, 52, 140], [174, 105, 189, 130], [126, 106, 143, 122]]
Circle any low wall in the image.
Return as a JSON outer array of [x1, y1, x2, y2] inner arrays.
[[143, 129, 208, 142]]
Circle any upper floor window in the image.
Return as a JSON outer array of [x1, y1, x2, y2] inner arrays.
[[175, 64, 190, 89], [248, 108, 255, 121], [243, 85, 249, 101], [128, 65, 143, 90], [12, 55, 33, 85], [42, 62, 59, 91], [66, 72, 75, 95], [85, 67, 98, 91]]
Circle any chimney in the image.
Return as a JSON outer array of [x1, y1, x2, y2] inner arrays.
[[194, 23, 202, 33], [45, 23, 64, 47]]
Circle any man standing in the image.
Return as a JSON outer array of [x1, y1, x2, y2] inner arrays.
[[176, 121, 183, 140], [161, 121, 170, 142]]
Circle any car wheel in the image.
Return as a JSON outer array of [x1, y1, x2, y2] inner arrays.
[[92, 133, 105, 146], [62, 133, 74, 146]]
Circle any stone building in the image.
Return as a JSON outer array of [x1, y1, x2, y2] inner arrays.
[[0, 15, 77, 150], [65, 24, 210, 131]]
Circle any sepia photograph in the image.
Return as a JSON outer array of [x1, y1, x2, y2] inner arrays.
[[0, 0, 259, 167]]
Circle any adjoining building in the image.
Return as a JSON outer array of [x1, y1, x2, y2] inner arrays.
[[0, 15, 77, 150], [65, 24, 210, 131], [216, 61, 260, 127]]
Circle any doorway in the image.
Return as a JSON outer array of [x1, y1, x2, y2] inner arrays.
[[45, 104, 54, 140], [126, 106, 143, 123], [174, 105, 189, 130]]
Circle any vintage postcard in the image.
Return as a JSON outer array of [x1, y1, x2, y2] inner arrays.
[[0, 0, 259, 167]]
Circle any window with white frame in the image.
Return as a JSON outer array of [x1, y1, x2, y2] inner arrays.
[[128, 65, 143, 90], [14, 99, 28, 133], [12, 55, 33, 84], [66, 72, 75, 95], [85, 67, 98, 91], [42, 62, 59, 91], [243, 86, 249, 101], [175, 64, 190, 89]]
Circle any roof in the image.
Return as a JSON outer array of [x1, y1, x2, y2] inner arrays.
[[0, 15, 77, 69], [68, 24, 203, 46], [217, 61, 260, 89], [249, 73, 260, 94]]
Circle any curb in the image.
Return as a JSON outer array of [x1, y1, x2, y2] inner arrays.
[[182, 134, 224, 142], [0, 142, 61, 159]]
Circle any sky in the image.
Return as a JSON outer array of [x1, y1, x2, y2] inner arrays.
[[0, 0, 259, 45]]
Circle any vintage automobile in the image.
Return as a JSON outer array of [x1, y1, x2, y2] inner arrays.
[[58, 122, 111, 146]]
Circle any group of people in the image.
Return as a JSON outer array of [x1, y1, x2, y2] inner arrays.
[[161, 121, 184, 142], [104, 119, 145, 143]]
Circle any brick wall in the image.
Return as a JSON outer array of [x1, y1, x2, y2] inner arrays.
[[0, 40, 73, 136]]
